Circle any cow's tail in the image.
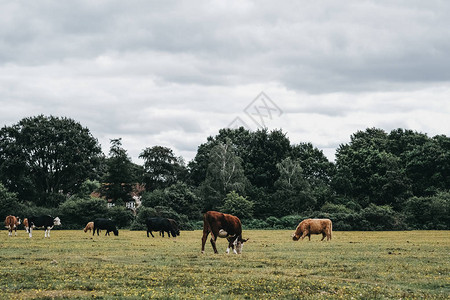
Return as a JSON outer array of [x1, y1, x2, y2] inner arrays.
[[203, 213, 216, 239], [329, 221, 333, 240], [203, 214, 211, 233]]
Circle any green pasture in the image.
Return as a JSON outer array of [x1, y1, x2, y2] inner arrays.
[[0, 230, 448, 299]]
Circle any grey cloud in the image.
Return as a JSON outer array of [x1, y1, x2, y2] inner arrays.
[[3, 1, 449, 92], [1, 1, 449, 162]]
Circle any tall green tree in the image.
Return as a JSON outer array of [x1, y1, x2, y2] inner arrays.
[[290, 142, 335, 209], [141, 182, 201, 220], [245, 128, 291, 217], [188, 127, 252, 186], [200, 138, 248, 210], [100, 139, 136, 205], [139, 146, 186, 191], [403, 135, 450, 196], [0, 115, 102, 206], [272, 157, 314, 216], [246, 128, 291, 189], [333, 128, 410, 209]]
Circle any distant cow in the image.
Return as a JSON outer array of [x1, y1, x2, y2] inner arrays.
[[23, 218, 29, 233], [84, 221, 94, 233], [5, 215, 21, 237], [93, 218, 118, 236], [146, 217, 179, 238], [201, 211, 248, 254], [28, 216, 61, 238], [159, 219, 180, 237], [292, 218, 332, 241]]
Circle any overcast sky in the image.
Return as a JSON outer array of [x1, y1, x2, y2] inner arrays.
[[1, 1, 449, 163]]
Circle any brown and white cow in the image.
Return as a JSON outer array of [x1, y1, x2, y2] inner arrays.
[[23, 218, 29, 233], [84, 221, 94, 233], [5, 215, 21, 237], [292, 218, 332, 241], [201, 211, 248, 254]]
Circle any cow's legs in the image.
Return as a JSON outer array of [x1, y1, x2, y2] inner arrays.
[[47, 228, 51, 238], [8, 226, 12, 236], [45, 229, 48, 238], [226, 237, 237, 254], [300, 231, 308, 240], [29, 227, 33, 238], [210, 235, 218, 254], [14, 227, 17, 236], [201, 231, 209, 254], [321, 232, 326, 241]]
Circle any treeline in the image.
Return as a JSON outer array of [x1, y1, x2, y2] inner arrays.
[[0, 115, 449, 230]]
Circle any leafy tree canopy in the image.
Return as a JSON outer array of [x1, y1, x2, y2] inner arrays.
[[139, 145, 186, 191], [0, 115, 102, 206]]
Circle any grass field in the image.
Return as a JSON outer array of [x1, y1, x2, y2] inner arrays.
[[0, 229, 449, 299]]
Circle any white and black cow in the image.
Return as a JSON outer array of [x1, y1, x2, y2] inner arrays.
[[146, 217, 179, 238], [28, 215, 61, 238], [93, 218, 118, 236]]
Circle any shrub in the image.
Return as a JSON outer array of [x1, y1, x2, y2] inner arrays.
[[107, 205, 134, 229], [321, 202, 354, 214], [219, 191, 254, 220], [129, 220, 146, 231], [0, 183, 23, 219], [358, 204, 406, 230], [22, 205, 55, 219], [243, 219, 269, 229], [279, 215, 303, 229], [58, 197, 108, 229], [403, 192, 450, 229], [265, 216, 280, 228], [135, 207, 158, 224]]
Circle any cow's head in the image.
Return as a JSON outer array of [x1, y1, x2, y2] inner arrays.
[[53, 217, 61, 226], [113, 229, 119, 236], [233, 236, 249, 254], [292, 232, 300, 241]]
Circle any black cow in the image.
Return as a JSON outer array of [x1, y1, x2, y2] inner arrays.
[[93, 218, 118, 236], [146, 217, 179, 238], [28, 215, 61, 238], [159, 218, 180, 237]]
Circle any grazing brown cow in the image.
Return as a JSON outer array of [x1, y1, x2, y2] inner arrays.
[[5, 215, 21, 237], [84, 221, 94, 233], [23, 218, 29, 233], [201, 211, 248, 254], [292, 218, 332, 241]]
